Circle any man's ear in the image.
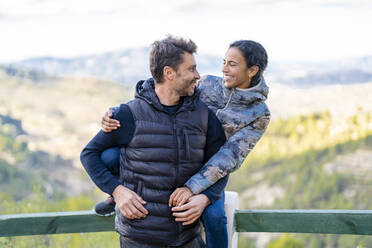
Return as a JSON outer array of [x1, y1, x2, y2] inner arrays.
[[163, 66, 176, 81], [248, 65, 259, 78]]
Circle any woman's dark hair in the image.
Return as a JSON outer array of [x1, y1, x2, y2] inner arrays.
[[150, 35, 197, 83], [229, 40, 268, 87]]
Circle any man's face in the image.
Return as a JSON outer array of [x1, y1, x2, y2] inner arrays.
[[173, 52, 200, 97]]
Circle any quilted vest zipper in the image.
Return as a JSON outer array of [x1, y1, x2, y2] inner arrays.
[[171, 115, 182, 238]]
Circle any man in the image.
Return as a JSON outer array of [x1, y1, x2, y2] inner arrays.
[[80, 36, 227, 247], [97, 39, 271, 248]]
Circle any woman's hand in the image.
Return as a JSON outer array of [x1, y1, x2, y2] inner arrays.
[[169, 187, 193, 207], [101, 108, 121, 132]]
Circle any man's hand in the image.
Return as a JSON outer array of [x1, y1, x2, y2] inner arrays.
[[102, 108, 121, 132], [169, 187, 193, 207], [112, 185, 148, 219], [171, 194, 210, 226]]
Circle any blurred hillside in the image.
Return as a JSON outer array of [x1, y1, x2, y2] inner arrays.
[[0, 114, 87, 199], [0, 65, 133, 203], [0, 65, 133, 164], [1, 63, 372, 247], [267, 82, 372, 120], [232, 110, 372, 247]]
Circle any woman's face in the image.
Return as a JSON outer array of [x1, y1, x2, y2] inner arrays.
[[222, 47, 256, 89]]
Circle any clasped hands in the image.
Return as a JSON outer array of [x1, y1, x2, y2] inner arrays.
[[113, 185, 210, 226]]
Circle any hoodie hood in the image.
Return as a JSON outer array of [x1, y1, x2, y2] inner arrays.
[[198, 75, 270, 139], [227, 76, 269, 107], [198, 75, 269, 110]]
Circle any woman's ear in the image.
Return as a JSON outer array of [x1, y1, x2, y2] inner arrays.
[[248, 65, 259, 78]]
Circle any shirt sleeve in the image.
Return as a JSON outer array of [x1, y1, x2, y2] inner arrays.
[[80, 104, 135, 195], [199, 108, 228, 204], [186, 113, 271, 195]]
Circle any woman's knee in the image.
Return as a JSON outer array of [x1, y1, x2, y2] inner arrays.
[[100, 147, 120, 173]]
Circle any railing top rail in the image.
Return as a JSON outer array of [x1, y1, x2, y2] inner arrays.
[[236, 209, 372, 214], [235, 209, 372, 235], [0, 210, 94, 219], [2, 209, 372, 237], [0, 210, 115, 237]]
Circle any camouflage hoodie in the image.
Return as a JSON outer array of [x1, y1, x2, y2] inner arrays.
[[185, 75, 271, 194]]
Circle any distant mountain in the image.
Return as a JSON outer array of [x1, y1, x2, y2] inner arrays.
[[0, 64, 52, 83], [8, 48, 372, 87], [266, 56, 372, 87], [10, 47, 221, 84]]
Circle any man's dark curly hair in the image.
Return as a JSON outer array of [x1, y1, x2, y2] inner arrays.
[[150, 35, 197, 83]]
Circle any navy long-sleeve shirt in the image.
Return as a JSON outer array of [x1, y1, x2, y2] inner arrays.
[[80, 104, 228, 203]]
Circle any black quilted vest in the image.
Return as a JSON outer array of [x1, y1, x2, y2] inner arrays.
[[115, 79, 208, 246]]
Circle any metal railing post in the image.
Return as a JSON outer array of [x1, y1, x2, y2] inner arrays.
[[225, 191, 239, 248]]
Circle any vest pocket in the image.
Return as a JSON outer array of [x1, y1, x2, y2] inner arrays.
[[183, 129, 191, 160], [135, 180, 144, 196]]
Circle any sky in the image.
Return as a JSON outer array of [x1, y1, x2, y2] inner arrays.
[[1, 0, 372, 63]]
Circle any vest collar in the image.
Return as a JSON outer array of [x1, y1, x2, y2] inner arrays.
[[135, 78, 201, 114]]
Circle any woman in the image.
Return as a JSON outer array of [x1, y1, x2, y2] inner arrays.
[[97, 40, 270, 248]]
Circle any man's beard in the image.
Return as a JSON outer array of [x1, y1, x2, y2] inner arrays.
[[175, 79, 196, 96]]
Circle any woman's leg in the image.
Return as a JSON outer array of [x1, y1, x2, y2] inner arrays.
[[100, 147, 120, 176], [202, 191, 228, 248], [94, 147, 120, 216]]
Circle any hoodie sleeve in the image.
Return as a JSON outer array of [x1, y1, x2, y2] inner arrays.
[[199, 108, 228, 204], [80, 104, 135, 195], [185, 112, 270, 194]]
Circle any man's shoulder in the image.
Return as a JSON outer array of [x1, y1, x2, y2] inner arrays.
[[117, 98, 143, 110], [113, 103, 135, 121], [115, 103, 130, 112], [194, 97, 209, 109]]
